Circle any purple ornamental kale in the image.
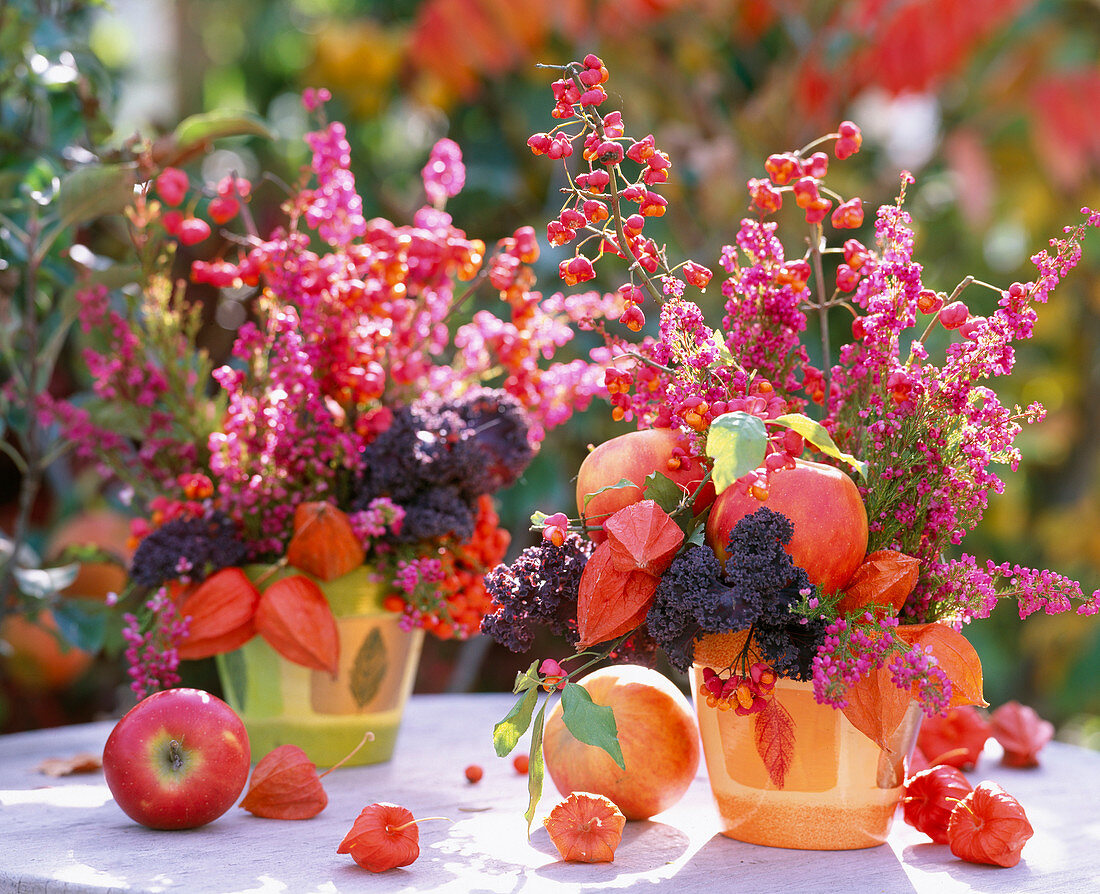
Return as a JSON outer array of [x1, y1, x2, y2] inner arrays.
[[129, 512, 248, 589], [480, 534, 593, 652]]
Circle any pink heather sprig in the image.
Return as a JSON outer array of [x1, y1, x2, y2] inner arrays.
[[922, 554, 1100, 624], [349, 498, 406, 546], [811, 614, 952, 715], [422, 137, 466, 207], [121, 588, 189, 700]]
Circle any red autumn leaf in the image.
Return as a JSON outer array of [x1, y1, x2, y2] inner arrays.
[[835, 550, 919, 616], [896, 622, 987, 708], [753, 694, 795, 789], [947, 782, 1034, 868], [543, 792, 625, 863], [255, 575, 340, 675], [176, 567, 260, 660], [240, 744, 328, 819], [603, 500, 684, 576], [989, 701, 1054, 768], [841, 661, 913, 750], [285, 502, 365, 582], [917, 705, 991, 770], [902, 765, 973, 844], [575, 541, 661, 648], [338, 803, 420, 872]]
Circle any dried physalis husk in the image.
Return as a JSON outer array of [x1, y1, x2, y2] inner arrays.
[[176, 567, 259, 660], [241, 731, 374, 820], [989, 701, 1054, 768], [902, 765, 973, 844], [285, 502, 364, 581], [916, 705, 991, 770], [240, 745, 327, 819], [544, 792, 626, 863], [255, 575, 339, 674], [947, 782, 1034, 868], [338, 803, 422, 872]]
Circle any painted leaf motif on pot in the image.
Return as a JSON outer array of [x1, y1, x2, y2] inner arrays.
[[350, 628, 388, 709]]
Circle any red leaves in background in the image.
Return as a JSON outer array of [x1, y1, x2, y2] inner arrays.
[[902, 765, 973, 844], [835, 549, 919, 617], [753, 695, 795, 788], [989, 701, 1054, 768], [338, 803, 421, 872], [576, 501, 683, 648], [285, 502, 365, 582], [176, 568, 260, 660], [917, 705, 992, 771], [947, 782, 1034, 868], [255, 575, 340, 675], [240, 745, 328, 819], [543, 792, 626, 863]]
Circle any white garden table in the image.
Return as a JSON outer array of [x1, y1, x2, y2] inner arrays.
[[2, 693, 1097, 893]]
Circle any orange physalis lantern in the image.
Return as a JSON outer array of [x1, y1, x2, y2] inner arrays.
[[338, 803, 421, 872], [543, 792, 626, 863], [176, 567, 259, 660], [989, 701, 1054, 768], [240, 745, 328, 819], [947, 782, 1034, 868], [285, 501, 365, 581], [916, 705, 991, 771], [254, 575, 340, 675]]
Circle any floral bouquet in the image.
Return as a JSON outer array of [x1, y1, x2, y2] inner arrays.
[[50, 90, 620, 699], [480, 55, 1100, 826]]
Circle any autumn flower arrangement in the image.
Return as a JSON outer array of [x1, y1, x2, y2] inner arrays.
[[51, 89, 621, 697], [480, 55, 1100, 827]]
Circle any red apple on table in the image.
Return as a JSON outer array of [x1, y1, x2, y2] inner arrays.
[[102, 688, 250, 830], [543, 664, 700, 820], [705, 458, 868, 594], [576, 427, 714, 541]]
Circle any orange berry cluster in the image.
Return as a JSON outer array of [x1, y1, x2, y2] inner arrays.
[[699, 663, 778, 715]]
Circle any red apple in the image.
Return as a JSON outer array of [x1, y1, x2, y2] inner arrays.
[[543, 665, 700, 820], [576, 428, 713, 541], [103, 688, 250, 830], [705, 458, 868, 594]]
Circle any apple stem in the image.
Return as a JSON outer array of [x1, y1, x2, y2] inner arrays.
[[168, 740, 185, 771]]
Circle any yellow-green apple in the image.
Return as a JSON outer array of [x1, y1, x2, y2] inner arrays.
[[543, 665, 700, 820], [102, 688, 250, 829], [705, 458, 868, 594], [576, 428, 713, 541]]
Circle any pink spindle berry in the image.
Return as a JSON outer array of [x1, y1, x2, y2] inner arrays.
[[831, 197, 864, 229], [836, 263, 860, 292], [155, 167, 189, 206], [764, 153, 801, 186], [177, 218, 211, 245], [682, 261, 713, 289], [792, 177, 820, 209], [835, 121, 863, 160], [208, 196, 239, 224], [620, 304, 646, 332], [939, 301, 969, 330]]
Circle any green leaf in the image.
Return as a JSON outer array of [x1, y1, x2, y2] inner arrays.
[[644, 471, 686, 514], [513, 659, 540, 693], [530, 510, 550, 528], [524, 702, 547, 835], [581, 477, 637, 510], [494, 686, 538, 757], [705, 411, 767, 494], [173, 110, 273, 151], [774, 413, 868, 478], [56, 164, 136, 228], [51, 598, 109, 653], [560, 681, 625, 769]]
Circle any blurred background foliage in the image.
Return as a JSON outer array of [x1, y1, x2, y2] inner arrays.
[[4, 0, 1100, 746]]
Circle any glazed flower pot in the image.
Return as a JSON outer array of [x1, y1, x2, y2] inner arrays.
[[690, 668, 922, 850], [215, 566, 423, 767]]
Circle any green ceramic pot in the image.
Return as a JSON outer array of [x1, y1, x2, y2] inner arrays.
[[215, 566, 423, 767]]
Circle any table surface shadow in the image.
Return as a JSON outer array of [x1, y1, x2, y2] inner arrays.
[[1, 692, 1098, 894]]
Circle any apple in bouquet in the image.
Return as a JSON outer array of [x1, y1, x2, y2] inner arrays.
[[576, 428, 714, 541], [103, 688, 250, 830], [543, 665, 700, 820], [705, 458, 868, 594]]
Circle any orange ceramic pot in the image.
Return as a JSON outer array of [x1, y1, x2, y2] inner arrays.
[[690, 668, 922, 850]]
